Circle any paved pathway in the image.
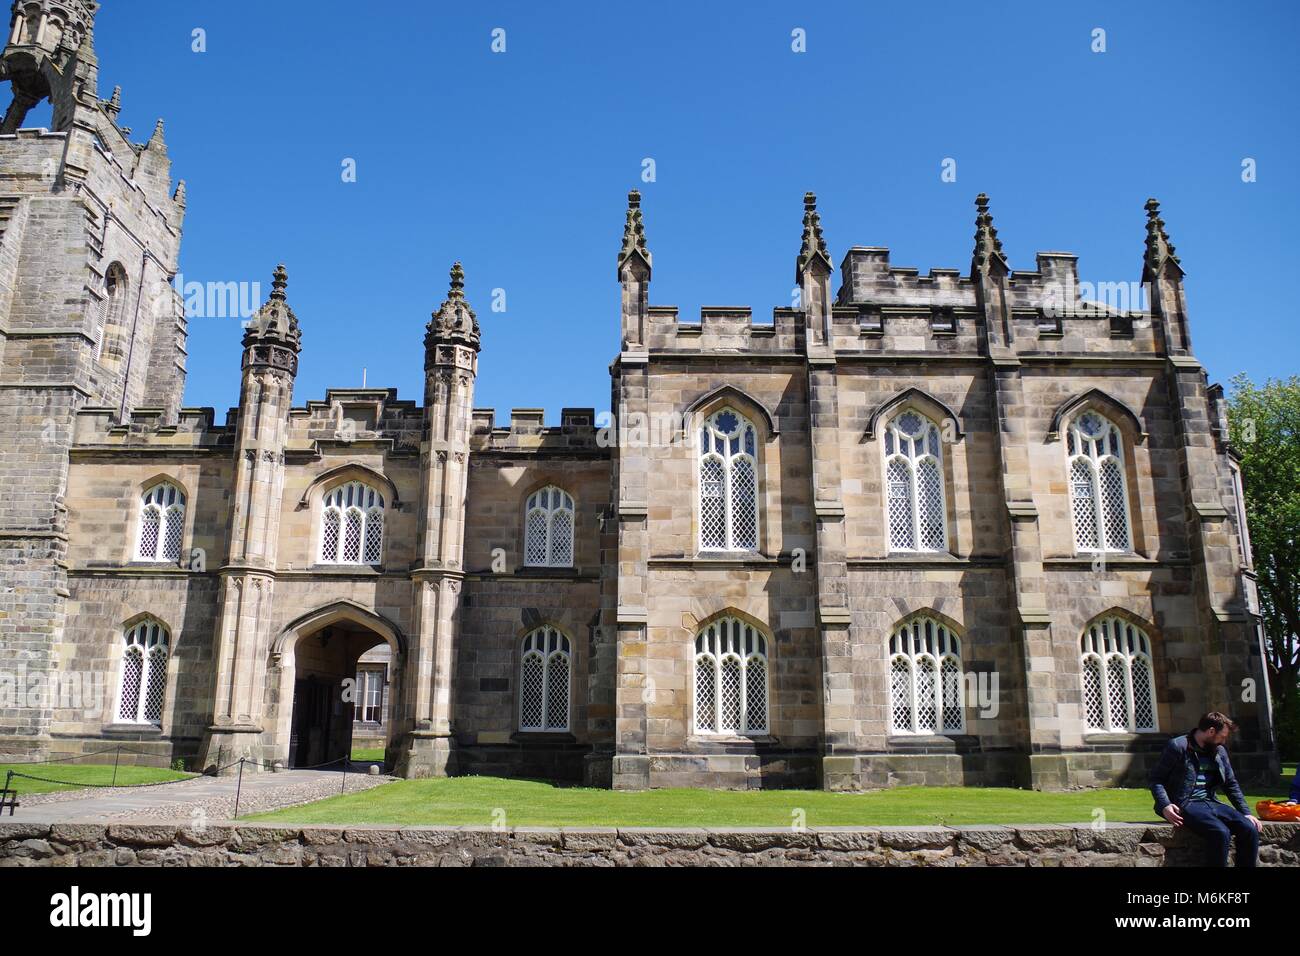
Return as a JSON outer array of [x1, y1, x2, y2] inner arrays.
[[4, 764, 393, 823]]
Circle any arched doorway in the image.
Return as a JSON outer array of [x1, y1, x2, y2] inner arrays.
[[268, 602, 406, 770]]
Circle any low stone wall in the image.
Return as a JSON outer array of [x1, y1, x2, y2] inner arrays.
[[2, 820, 1298, 866]]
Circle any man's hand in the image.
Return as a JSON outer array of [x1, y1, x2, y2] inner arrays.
[[1247, 814, 1263, 832], [1161, 804, 1184, 827]]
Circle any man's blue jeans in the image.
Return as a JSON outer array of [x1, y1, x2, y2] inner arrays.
[[1179, 800, 1259, 867]]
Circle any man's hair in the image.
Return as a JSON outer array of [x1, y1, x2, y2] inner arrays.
[[1197, 711, 1237, 733]]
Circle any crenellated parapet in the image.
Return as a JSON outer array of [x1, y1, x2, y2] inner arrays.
[[470, 407, 606, 454]]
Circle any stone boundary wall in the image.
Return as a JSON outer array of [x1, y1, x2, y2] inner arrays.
[[2, 820, 1298, 867]]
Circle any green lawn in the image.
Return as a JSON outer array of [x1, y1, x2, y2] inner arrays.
[[349, 746, 385, 762], [249, 775, 1290, 828], [0, 762, 193, 796]]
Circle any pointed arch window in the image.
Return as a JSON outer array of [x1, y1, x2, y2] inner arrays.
[[519, 626, 571, 732], [116, 619, 170, 725], [137, 481, 185, 563], [698, 407, 758, 552], [94, 262, 127, 363], [524, 486, 574, 567], [320, 481, 385, 565], [1067, 411, 1132, 553], [1080, 617, 1157, 733], [883, 410, 947, 552], [888, 616, 964, 735], [693, 617, 768, 735]]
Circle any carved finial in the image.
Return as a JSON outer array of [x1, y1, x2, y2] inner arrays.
[[617, 189, 652, 281], [271, 264, 288, 300], [146, 117, 165, 149], [1143, 197, 1181, 278], [172, 179, 186, 207], [243, 263, 301, 360], [796, 191, 832, 281], [101, 85, 121, 121], [428, 261, 480, 351], [971, 192, 1007, 277]]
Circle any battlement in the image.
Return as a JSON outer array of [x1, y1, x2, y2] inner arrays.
[[291, 388, 424, 454], [71, 405, 232, 450], [644, 305, 804, 353], [471, 406, 605, 454]]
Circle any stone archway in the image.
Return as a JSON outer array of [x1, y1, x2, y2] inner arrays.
[[267, 602, 406, 770]]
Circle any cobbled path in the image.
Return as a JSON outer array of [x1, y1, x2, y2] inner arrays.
[[5, 766, 394, 822]]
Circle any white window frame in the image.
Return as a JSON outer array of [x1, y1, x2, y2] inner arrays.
[[354, 668, 385, 724], [882, 409, 948, 553], [697, 407, 759, 553], [523, 486, 575, 567], [114, 619, 170, 726], [319, 480, 385, 566], [692, 616, 769, 736], [518, 626, 571, 732], [136, 481, 186, 563], [1066, 411, 1133, 553], [1080, 616, 1158, 734], [888, 616, 964, 735]]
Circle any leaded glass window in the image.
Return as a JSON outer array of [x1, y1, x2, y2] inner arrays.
[[523, 486, 575, 567], [320, 481, 385, 565], [1080, 617, 1157, 733], [698, 407, 759, 551], [1067, 412, 1132, 553], [693, 617, 769, 735], [883, 410, 947, 552], [116, 619, 169, 725], [519, 626, 571, 731], [888, 616, 963, 734]]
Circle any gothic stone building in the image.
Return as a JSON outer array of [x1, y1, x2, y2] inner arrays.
[[0, 1, 1276, 791]]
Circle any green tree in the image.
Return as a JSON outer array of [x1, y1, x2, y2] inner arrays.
[[1227, 373, 1300, 756]]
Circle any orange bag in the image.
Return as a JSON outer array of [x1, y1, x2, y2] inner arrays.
[[1256, 800, 1300, 822]]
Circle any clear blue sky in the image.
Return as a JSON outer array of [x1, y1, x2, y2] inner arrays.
[[76, 0, 1299, 420]]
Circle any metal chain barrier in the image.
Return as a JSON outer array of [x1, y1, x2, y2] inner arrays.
[[2, 749, 377, 817]]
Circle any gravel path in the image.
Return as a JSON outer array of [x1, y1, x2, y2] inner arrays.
[[6, 767, 396, 822]]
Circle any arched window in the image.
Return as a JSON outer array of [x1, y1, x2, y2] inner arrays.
[[693, 616, 768, 735], [94, 262, 127, 363], [698, 407, 758, 552], [1080, 616, 1157, 733], [888, 616, 963, 735], [320, 481, 385, 565], [519, 626, 571, 732], [1067, 411, 1132, 553], [137, 482, 185, 562], [523, 486, 574, 567], [116, 619, 169, 725], [883, 410, 947, 552]]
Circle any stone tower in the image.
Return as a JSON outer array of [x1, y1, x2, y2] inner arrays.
[[198, 267, 301, 769], [397, 262, 480, 776], [0, 0, 184, 758]]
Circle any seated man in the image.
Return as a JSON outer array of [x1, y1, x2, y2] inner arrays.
[[1149, 711, 1262, 867]]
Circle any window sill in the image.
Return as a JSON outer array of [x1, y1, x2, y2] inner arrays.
[[309, 563, 384, 574], [1082, 731, 1163, 742], [688, 734, 777, 745], [102, 723, 163, 736], [510, 731, 577, 744]]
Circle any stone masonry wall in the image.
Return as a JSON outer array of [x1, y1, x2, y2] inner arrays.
[[2, 819, 1297, 867]]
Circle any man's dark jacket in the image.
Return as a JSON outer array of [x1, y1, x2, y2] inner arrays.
[[1148, 731, 1250, 817]]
